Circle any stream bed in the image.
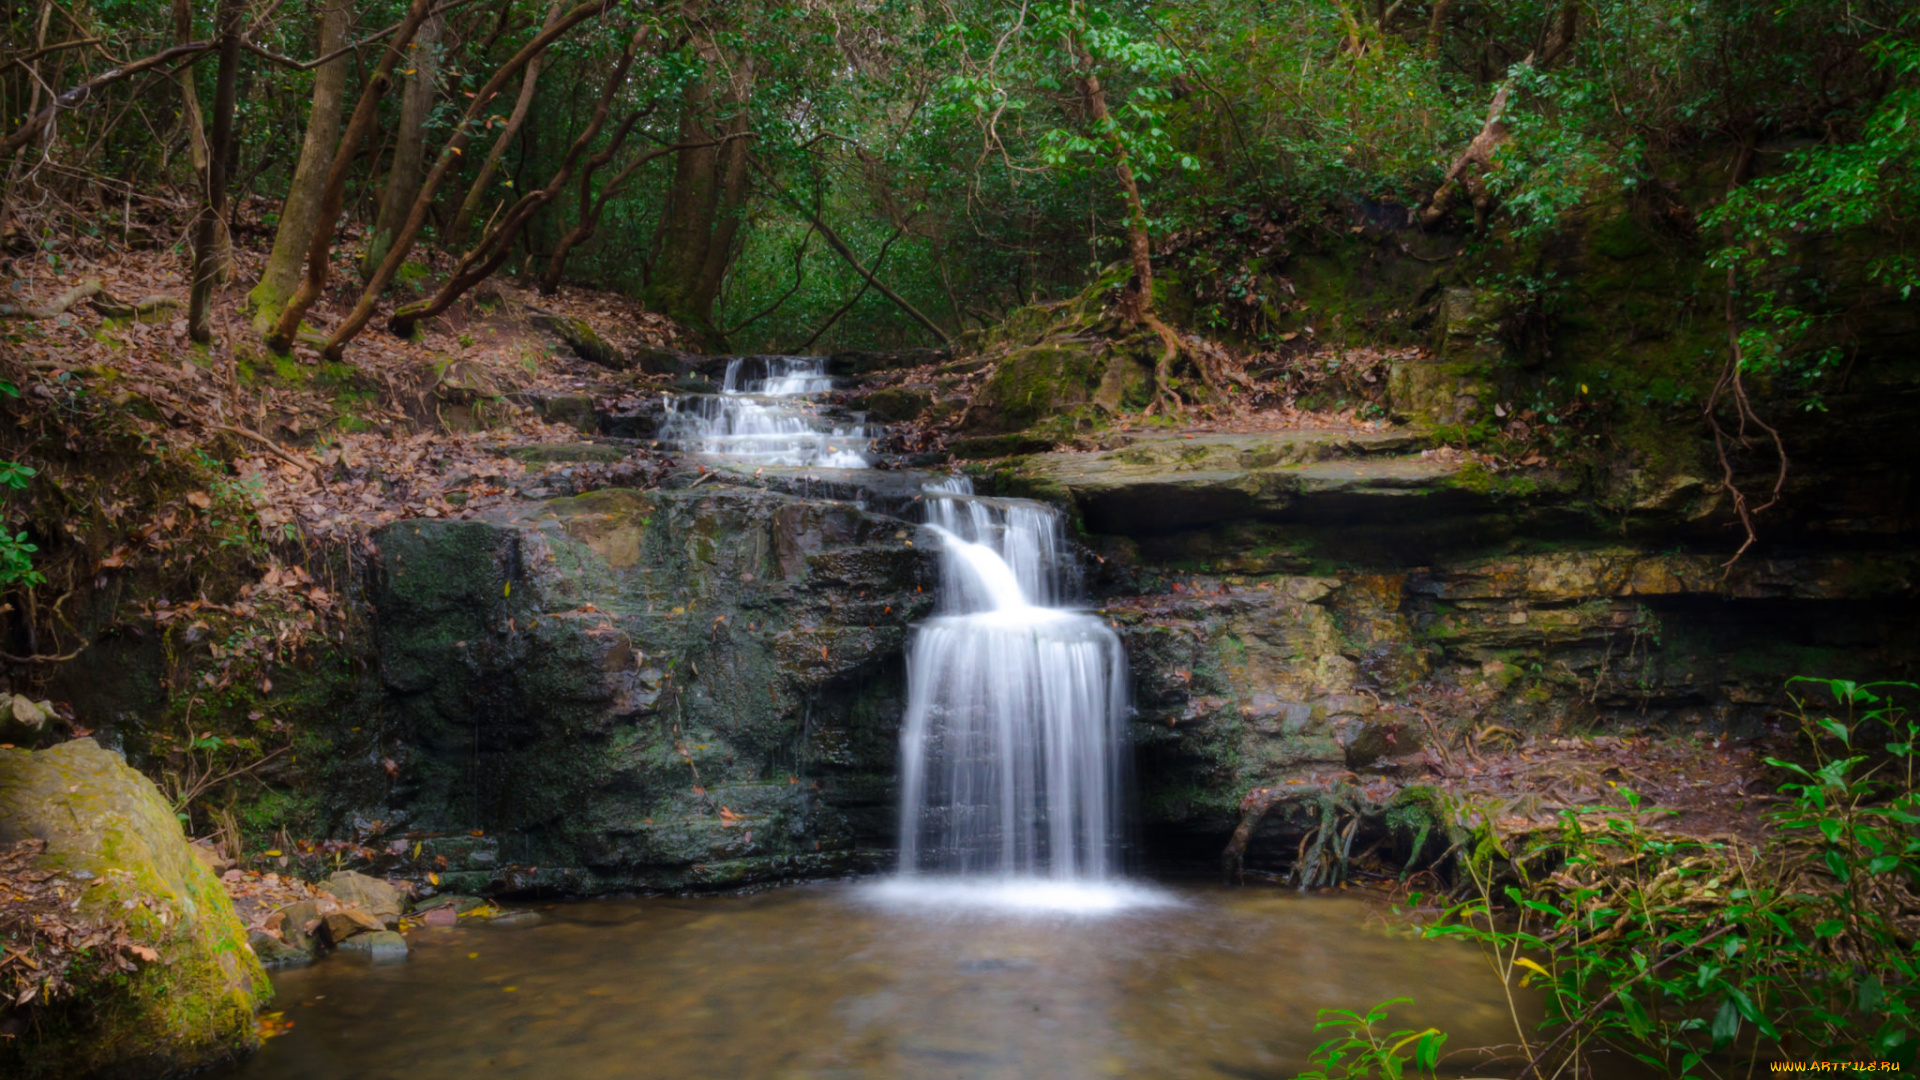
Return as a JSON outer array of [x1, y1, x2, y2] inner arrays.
[[212, 881, 1531, 1080]]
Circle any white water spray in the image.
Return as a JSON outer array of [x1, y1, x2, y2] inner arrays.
[[659, 357, 870, 468], [895, 477, 1131, 886]]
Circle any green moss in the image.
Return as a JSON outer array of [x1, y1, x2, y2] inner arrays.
[[0, 741, 269, 1077]]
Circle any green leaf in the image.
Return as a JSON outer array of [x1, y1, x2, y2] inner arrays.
[[1825, 849, 1852, 882], [1710, 998, 1740, 1051]]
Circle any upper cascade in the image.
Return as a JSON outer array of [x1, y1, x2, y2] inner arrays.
[[659, 356, 870, 468]]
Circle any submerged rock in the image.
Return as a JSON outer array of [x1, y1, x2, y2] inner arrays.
[[0, 739, 270, 1078], [335, 930, 408, 963]]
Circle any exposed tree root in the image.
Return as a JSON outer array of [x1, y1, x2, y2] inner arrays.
[[0, 279, 103, 320]]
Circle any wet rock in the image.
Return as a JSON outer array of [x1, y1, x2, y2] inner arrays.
[[0, 694, 56, 744], [0, 739, 270, 1077], [1337, 715, 1425, 771], [363, 483, 937, 893], [321, 907, 385, 943], [272, 899, 324, 954], [515, 391, 599, 435], [336, 930, 408, 963], [631, 343, 703, 376], [413, 893, 486, 916], [827, 347, 948, 376], [1004, 430, 1459, 535], [247, 927, 314, 968], [320, 870, 402, 929]]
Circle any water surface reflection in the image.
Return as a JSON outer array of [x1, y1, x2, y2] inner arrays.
[[212, 882, 1528, 1080]]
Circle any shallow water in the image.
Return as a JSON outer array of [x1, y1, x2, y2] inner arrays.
[[213, 881, 1532, 1080]]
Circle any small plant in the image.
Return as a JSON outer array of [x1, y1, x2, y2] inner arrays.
[[1295, 999, 1446, 1080], [1403, 677, 1919, 1078]]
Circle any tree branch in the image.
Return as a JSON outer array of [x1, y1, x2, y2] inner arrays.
[[1, 41, 218, 158]]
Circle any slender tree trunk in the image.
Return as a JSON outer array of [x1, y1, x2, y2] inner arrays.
[[1425, 0, 1452, 58], [249, 0, 354, 331], [323, 0, 611, 355], [534, 113, 640, 295], [0, 1, 54, 236], [1076, 52, 1153, 324], [266, 0, 437, 353], [361, 10, 442, 279], [177, 0, 232, 285], [538, 137, 726, 295], [448, 0, 560, 249], [381, 26, 644, 343], [187, 0, 244, 343], [1075, 38, 1197, 410]]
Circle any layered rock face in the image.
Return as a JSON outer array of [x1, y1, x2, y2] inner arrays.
[[0, 739, 270, 1077], [364, 484, 936, 891]]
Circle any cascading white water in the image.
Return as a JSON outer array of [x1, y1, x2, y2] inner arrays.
[[659, 356, 870, 468], [894, 477, 1131, 886]]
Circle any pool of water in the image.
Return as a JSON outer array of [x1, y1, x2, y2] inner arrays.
[[211, 880, 1532, 1080]]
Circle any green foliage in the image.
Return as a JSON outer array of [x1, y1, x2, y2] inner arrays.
[[1293, 999, 1446, 1080], [1411, 677, 1920, 1076]]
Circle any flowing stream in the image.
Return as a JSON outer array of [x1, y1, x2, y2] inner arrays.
[[658, 356, 872, 468]]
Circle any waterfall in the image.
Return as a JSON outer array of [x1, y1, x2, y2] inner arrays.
[[895, 477, 1131, 883], [659, 356, 870, 468]]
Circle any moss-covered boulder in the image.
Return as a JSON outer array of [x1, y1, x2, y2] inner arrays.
[[0, 739, 270, 1078], [530, 312, 625, 369]]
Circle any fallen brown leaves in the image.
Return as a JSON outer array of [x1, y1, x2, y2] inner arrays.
[[0, 840, 151, 1012]]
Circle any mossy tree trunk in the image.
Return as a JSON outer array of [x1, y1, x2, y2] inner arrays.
[[176, 0, 231, 290], [248, 0, 353, 333]]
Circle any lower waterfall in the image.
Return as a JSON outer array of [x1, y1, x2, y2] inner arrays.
[[892, 478, 1138, 900]]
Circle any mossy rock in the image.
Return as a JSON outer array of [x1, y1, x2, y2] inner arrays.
[[962, 343, 1103, 434], [531, 312, 626, 369], [0, 739, 270, 1078], [503, 443, 630, 464], [852, 388, 930, 423]]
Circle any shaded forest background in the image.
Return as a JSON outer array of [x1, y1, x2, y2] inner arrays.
[[2, 0, 1912, 358]]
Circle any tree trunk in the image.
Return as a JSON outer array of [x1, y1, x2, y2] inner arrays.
[[1075, 38, 1197, 410], [448, 0, 560, 249], [1425, 0, 1452, 58], [360, 10, 442, 279], [187, 0, 245, 344], [248, 0, 353, 332], [381, 27, 644, 344], [643, 57, 755, 339], [266, 0, 438, 353], [535, 113, 642, 295], [323, 0, 611, 355], [176, 0, 232, 285], [0, 1, 55, 238], [537, 138, 719, 296], [1076, 53, 1153, 324]]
